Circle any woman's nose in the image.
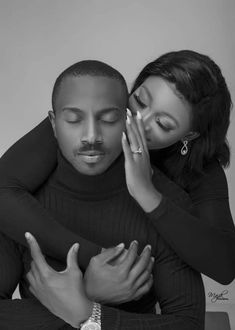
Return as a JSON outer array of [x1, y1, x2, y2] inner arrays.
[[141, 109, 153, 133]]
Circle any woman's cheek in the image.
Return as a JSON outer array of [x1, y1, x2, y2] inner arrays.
[[148, 131, 179, 150]]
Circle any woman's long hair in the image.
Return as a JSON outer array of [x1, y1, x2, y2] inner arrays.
[[131, 50, 232, 190]]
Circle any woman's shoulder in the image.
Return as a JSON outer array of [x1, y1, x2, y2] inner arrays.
[[188, 159, 229, 202], [203, 158, 226, 178]]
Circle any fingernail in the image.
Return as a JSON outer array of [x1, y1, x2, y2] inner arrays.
[[141, 245, 151, 256], [116, 243, 125, 249], [122, 131, 127, 140], [137, 111, 142, 119], [25, 232, 32, 241], [73, 243, 79, 252], [126, 108, 132, 117], [144, 245, 152, 251], [126, 116, 131, 125], [130, 240, 138, 247]]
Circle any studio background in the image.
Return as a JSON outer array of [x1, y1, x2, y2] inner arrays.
[[0, 0, 234, 328]]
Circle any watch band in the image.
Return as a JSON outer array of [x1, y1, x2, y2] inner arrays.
[[80, 302, 101, 330]]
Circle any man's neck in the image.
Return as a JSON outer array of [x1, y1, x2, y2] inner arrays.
[[49, 151, 127, 200]]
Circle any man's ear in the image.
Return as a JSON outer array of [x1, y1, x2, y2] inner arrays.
[[48, 110, 57, 138], [182, 131, 200, 142]]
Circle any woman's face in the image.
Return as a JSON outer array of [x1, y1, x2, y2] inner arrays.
[[129, 76, 193, 150]]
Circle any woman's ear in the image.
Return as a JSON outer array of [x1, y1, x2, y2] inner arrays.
[[48, 110, 57, 138], [183, 131, 200, 142]]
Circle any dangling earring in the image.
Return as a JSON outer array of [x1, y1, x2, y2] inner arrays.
[[181, 140, 188, 156]]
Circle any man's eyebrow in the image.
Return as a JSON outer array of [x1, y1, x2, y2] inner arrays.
[[62, 107, 121, 114], [62, 107, 83, 113], [98, 107, 121, 115]]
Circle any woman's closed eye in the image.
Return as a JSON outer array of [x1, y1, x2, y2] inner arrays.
[[156, 117, 175, 132], [134, 94, 147, 108]]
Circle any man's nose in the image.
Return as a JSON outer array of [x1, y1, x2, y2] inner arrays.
[[81, 118, 102, 144]]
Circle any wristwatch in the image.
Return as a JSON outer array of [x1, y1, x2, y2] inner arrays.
[[80, 302, 101, 330]]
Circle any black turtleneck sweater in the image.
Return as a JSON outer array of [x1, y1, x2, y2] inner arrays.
[[0, 153, 205, 330], [0, 118, 234, 285]]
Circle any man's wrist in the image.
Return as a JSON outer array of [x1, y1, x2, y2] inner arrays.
[[79, 302, 101, 329], [71, 299, 93, 328]]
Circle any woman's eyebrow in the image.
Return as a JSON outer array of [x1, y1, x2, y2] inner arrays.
[[141, 85, 152, 101]]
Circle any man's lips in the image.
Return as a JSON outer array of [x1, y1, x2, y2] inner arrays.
[[76, 152, 105, 164], [77, 151, 105, 156]]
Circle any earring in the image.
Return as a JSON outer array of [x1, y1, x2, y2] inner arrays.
[[181, 140, 188, 156]]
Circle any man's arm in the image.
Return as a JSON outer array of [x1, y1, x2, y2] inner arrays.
[[0, 232, 72, 330], [26, 231, 205, 330]]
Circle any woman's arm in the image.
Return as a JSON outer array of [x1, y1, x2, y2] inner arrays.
[[90, 233, 205, 330], [148, 161, 235, 285], [123, 114, 235, 284], [0, 118, 101, 270]]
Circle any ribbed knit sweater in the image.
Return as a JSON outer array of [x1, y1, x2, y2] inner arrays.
[[0, 118, 234, 285], [0, 153, 205, 329]]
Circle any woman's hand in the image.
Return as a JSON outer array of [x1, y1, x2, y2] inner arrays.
[[84, 241, 154, 304], [122, 110, 162, 212]]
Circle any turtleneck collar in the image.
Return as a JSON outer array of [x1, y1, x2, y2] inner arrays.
[[50, 151, 127, 200]]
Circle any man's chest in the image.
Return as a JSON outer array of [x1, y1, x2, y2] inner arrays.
[[35, 185, 158, 250]]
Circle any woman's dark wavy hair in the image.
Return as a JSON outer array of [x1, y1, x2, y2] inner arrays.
[[131, 50, 232, 190]]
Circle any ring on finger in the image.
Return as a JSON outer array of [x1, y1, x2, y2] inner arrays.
[[131, 147, 142, 155]]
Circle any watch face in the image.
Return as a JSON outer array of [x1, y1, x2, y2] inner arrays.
[[81, 320, 101, 330]]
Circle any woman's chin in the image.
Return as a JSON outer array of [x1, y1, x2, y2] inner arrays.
[[148, 144, 161, 151], [147, 141, 164, 150], [147, 142, 174, 151]]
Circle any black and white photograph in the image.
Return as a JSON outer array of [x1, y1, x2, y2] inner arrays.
[[0, 1, 234, 329]]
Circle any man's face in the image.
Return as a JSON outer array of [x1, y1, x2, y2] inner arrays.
[[50, 75, 127, 175]]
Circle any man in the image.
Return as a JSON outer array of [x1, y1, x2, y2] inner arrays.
[[0, 60, 205, 329]]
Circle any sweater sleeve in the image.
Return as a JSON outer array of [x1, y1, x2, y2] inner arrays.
[[0, 232, 73, 330], [0, 118, 100, 270], [148, 161, 235, 285], [100, 234, 205, 330]]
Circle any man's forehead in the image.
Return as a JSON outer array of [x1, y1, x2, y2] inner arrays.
[[60, 75, 123, 95], [56, 75, 127, 109]]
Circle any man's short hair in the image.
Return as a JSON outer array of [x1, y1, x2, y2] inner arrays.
[[52, 60, 128, 112]]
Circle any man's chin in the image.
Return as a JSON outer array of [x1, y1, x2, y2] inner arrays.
[[72, 160, 111, 176], [68, 151, 122, 176]]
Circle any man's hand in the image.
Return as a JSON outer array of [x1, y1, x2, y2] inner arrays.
[[25, 232, 93, 329], [85, 240, 154, 304]]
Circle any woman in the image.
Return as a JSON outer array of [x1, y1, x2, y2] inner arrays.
[[0, 50, 234, 284]]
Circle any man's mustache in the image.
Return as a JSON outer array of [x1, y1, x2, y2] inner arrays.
[[74, 143, 106, 155]]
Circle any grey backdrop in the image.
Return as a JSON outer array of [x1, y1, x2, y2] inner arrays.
[[0, 0, 234, 327]]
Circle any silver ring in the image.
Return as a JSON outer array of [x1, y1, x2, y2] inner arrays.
[[132, 147, 142, 155]]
